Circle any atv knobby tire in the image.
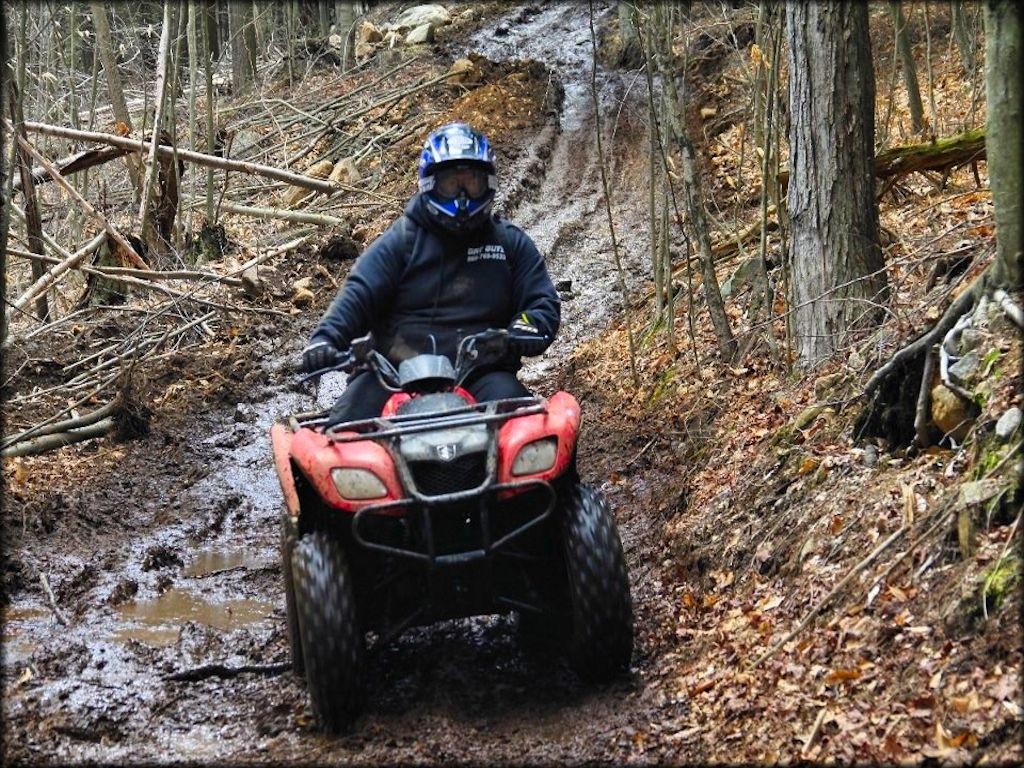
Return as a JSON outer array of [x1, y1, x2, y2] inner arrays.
[[561, 483, 633, 680], [291, 532, 365, 732], [279, 514, 303, 676]]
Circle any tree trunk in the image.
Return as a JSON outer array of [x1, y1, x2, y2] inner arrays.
[[319, 0, 331, 37], [1, 1, 10, 343], [7, 81, 50, 322], [229, 0, 256, 96], [890, 2, 925, 134], [616, 1, 642, 67], [786, 2, 887, 366], [653, 44, 737, 362], [205, 0, 221, 62], [984, 1, 1022, 289], [951, 1, 977, 76], [334, 1, 357, 71], [88, 1, 142, 191]]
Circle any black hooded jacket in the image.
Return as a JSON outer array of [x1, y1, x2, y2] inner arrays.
[[309, 193, 561, 369]]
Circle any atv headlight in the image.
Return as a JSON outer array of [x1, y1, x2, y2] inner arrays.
[[512, 437, 558, 476], [331, 468, 387, 500]]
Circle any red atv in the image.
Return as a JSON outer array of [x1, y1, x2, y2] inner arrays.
[[270, 329, 633, 731]]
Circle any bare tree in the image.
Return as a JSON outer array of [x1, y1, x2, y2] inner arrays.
[[89, 1, 143, 190], [951, 1, 978, 76], [984, 1, 1022, 289], [229, 0, 257, 96], [786, 2, 887, 366], [890, 2, 925, 134], [1, 0, 9, 344]]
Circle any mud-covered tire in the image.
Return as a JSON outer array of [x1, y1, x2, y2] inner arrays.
[[291, 532, 365, 732], [561, 483, 633, 680], [279, 515, 303, 677]]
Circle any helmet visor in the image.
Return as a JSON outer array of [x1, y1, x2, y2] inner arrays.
[[432, 164, 489, 199]]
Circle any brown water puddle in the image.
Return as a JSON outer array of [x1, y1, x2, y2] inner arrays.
[[181, 548, 266, 578], [2, 605, 48, 663], [112, 588, 274, 647]]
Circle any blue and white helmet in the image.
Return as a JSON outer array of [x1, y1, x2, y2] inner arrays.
[[418, 123, 497, 232]]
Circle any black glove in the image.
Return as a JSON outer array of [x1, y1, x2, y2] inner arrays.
[[301, 339, 342, 374], [508, 315, 548, 357]]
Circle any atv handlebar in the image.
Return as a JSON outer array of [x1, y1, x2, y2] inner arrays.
[[299, 328, 549, 388]]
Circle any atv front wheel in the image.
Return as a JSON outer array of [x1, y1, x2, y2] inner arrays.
[[291, 532, 365, 732], [279, 515, 303, 676], [561, 483, 633, 680]]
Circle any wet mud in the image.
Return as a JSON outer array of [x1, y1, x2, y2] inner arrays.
[[2, 2, 671, 763]]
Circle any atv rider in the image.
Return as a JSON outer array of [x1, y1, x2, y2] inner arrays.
[[301, 122, 561, 424]]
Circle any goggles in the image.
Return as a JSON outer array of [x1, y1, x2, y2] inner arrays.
[[431, 163, 490, 199]]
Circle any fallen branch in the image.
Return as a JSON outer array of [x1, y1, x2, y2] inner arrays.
[[992, 288, 1023, 328], [19, 120, 350, 196], [12, 145, 129, 191], [39, 572, 71, 626], [2, 417, 115, 457], [749, 523, 909, 669], [1, 399, 120, 449], [214, 200, 347, 226], [7, 125, 150, 269], [163, 661, 290, 682], [6, 230, 107, 321]]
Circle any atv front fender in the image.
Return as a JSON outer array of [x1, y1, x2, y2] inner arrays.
[[271, 423, 301, 521]]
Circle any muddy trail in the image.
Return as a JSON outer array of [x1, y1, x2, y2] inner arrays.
[[2, 4, 673, 764]]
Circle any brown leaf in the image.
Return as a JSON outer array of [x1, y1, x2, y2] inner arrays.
[[824, 668, 862, 684], [830, 515, 844, 534]]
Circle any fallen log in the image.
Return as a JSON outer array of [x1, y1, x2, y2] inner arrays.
[[776, 126, 986, 188], [12, 146, 129, 191], [19, 120, 348, 195], [1, 417, 115, 458]]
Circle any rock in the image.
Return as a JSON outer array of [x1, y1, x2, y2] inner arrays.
[[863, 444, 878, 467], [958, 328, 986, 354], [448, 57, 481, 85], [393, 4, 450, 31], [405, 23, 434, 45], [293, 276, 313, 292], [948, 350, 980, 387], [355, 40, 377, 59], [330, 157, 360, 185], [848, 349, 865, 371], [555, 279, 573, 292], [995, 406, 1022, 442], [357, 21, 382, 44], [292, 287, 315, 307], [239, 266, 263, 298], [306, 159, 335, 179], [283, 159, 334, 208], [958, 478, 1002, 507], [930, 384, 974, 442], [328, 33, 343, 48], [813, 371, 844, 398], [233, 403, 256, 424]]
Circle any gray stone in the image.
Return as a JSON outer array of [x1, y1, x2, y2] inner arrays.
[[863, 444, 878, 467], [404, 23, 434, 45], [393, 4, 450, 31], [948, 350, 981, 387], [995, 406, 1022, 442], [958, 328, 985, 354]]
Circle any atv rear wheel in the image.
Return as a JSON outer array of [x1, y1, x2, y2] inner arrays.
[[291, 532, 365, 732], [561, 483, 633, 680], [279, 515, 303, 676]]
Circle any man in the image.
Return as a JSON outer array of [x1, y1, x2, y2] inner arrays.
[[301, 122, 561, 423]]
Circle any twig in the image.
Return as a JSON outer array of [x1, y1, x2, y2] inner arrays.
[[750, 523, 909, 668], [163, 661, 290, 682], [801, 706, 829, 757], [214, 200, 347, 226], [38, 573, 70, 626]]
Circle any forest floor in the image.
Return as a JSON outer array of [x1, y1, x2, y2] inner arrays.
[[2, 2, 1021, 765]]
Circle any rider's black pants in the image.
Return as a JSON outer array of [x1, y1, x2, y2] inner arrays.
[[328, 369, 531, 424]]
